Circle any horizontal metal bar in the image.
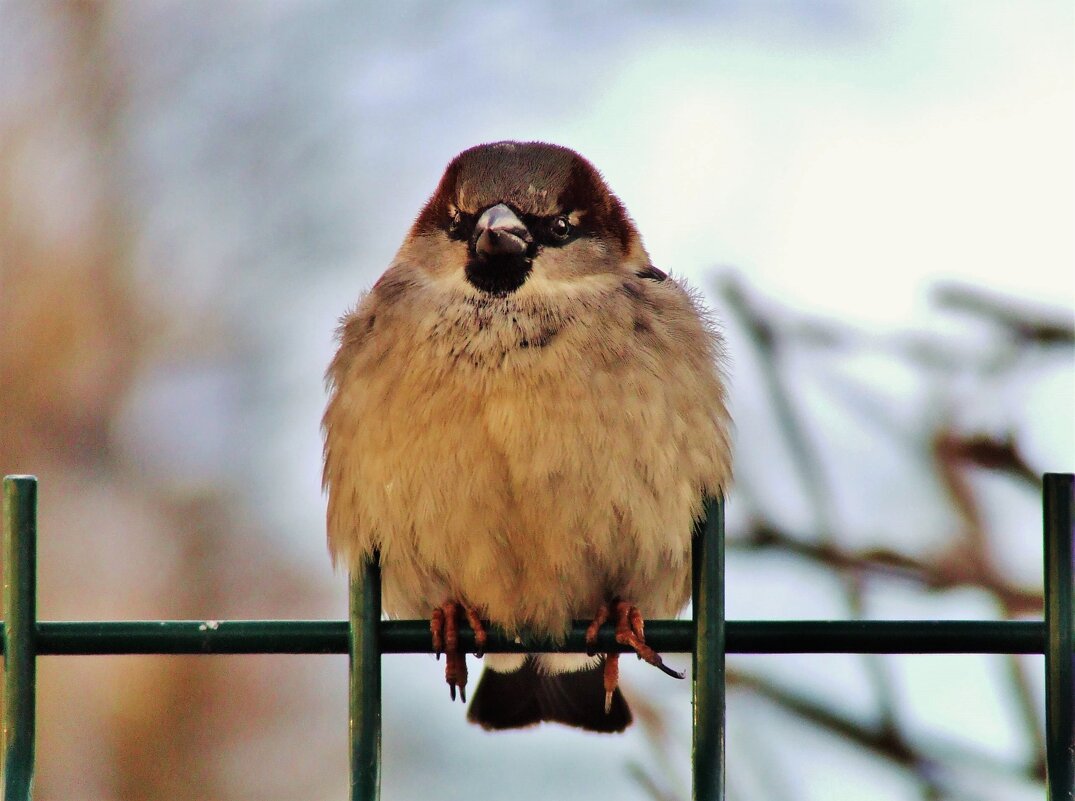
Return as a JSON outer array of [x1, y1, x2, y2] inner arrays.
[[376, 619, 1046, 655], [28, 621, 348, 654], [0, 619, 1044, 656]]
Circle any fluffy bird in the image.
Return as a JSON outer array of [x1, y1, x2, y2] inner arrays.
[[323, 141, 731, 732]]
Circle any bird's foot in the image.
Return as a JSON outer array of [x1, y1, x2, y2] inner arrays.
[[613, 599, 684, 679], [586, 599, 684, 682], [430, 600, 487, 703]]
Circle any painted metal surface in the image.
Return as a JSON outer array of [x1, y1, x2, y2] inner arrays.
[[2, 477, 36, 801], [693, 496, 726, 801], [350, 555, 381, 801], [0, 618, 1046, 656], [1045, 473, 1074, 800]]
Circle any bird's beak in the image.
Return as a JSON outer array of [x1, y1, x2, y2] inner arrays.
[[474, 204, 530, 258]]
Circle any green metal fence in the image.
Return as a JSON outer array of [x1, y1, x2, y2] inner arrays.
[[2, 473, 1073, 800]]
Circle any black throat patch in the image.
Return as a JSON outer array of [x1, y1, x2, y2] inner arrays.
[[464, 253, 533, 296]]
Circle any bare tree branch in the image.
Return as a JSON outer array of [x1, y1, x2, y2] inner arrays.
[[933, 283, 1075, 347]]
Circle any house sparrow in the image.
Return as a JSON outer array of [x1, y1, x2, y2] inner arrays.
[[323, 141, 731, 732]]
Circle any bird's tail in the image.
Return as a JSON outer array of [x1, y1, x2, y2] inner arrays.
[[466, 657, 631, 733]]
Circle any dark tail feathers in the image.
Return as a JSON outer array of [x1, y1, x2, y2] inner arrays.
[[466, 657, 631, 733]]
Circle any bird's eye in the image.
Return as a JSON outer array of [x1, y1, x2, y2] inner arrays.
[[448, 212, 469, 240], [549, 215, 572, 241]]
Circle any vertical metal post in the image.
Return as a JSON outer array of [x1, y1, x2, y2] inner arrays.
[[350, 552, 381, 801], [1045, 473, 1074, 800], [2, 476, 37, 801], [692, 495, 725, 801]]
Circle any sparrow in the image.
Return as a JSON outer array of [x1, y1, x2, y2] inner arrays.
[[323, 141, 731, 732]]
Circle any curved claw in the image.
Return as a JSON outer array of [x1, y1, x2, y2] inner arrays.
[[612, 600, 685, 680], [654, 660, 686, 680]]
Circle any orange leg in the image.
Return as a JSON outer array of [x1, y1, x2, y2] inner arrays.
[[613, 599, 684, 679], [587, 598, 684, 714], [602, 653, 620, 713], [429, 601, 487, 703], [463, 604, 487, 658], [430, 606, 445, 658], [587, 602, 623, 713], [585, 601, 611, 656]]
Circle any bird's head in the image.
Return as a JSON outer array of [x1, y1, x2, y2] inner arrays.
[[402, 141, 649, 298]]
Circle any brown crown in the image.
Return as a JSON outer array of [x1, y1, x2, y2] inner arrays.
[[413, 141, 635, 251]]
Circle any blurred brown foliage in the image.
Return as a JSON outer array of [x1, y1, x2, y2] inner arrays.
[[1, 5, 343, 799]]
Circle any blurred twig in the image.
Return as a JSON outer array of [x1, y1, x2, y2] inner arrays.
[[933, 283, 1075, 347], [935, 432, 1043, 490], [720, 273, 908, 775], [635, 273, 1068, 799], [734, 521, 1042, 614], [932, 427, 1049, 775], [728, 670, 1041, 785]]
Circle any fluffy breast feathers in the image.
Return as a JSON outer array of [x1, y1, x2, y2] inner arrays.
[[322, 259, 730, 635]]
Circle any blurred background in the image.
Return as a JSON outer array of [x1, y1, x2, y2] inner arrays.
[[1, 1, 1072, 799]]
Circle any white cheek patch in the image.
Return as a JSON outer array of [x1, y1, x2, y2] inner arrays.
[[532, 238, 613, 281], [431, 269, 476, 294], [519, 271, 613, 304], [399, 233, 471, 281], [519, 243, 621, 303]]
